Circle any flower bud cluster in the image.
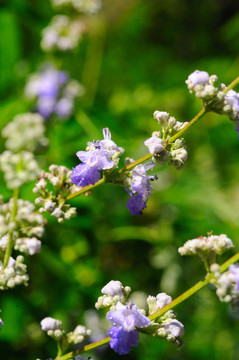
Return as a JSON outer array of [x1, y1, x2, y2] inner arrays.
[[40, 317, 91, 351], [0, 151, 41, 189], [147, 293, 184, 348], [0, 256, 29, 290], [25, 63, 84, 119], [145, 111, 188, 169], [41, 317, 65, 340], [186, 70, 239, 131], [67, 325, 92, 345], [1, 113, 48, 152], [41, 15, 85, 52], [186, 70, 219, 100], [33, 165, 77, 223], [0, 197, 44, 256], [95, 280, 131, 310], [178, 234, 234, 257], [211, 264, 239, 305], [51, 0, 102, 14]]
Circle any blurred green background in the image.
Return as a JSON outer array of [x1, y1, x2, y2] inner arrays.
[[1, 0, 239, 359]]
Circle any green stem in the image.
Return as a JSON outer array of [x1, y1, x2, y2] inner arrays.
[[67, 177, 106, 200], [55, 251, 239, 360], [223, 75, 239, 93], [66, 75, 239, 201], [55, 337, 110, 360], [3, 188, 19, 268]]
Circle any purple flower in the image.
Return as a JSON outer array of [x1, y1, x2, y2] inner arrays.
[[25, 63, 82, 119], [71, 129, 124, 187], [37, 97, 56, 118], [106, 302, 150, 355], [188, 70, 209, 86], [55, 97, 73, 118], [126, 163, 156, 215], [108, 325, 139, 355], [229, 264, 239, 291]]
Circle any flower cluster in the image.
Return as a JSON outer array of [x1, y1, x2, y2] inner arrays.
[[40, 316, 91, 352], [71, 128, 124, 187], [0, 197, 44, 257], [96, 281, 184, 355], [211, 264, 239, 306], [150, 111, 188, 169], [147, 293, 184, 347], [1, 113, 48, 152], [41, 15, 85, 52], [178, 234, 234, 257], [51, 0, 102, 14], [33, 165, 77, 223], [0, 151, 41, 189], [186, 70, 218, 100], [0, 256, 29, 290], [186, 70, 239, 135], [25, 63, 83, 119], [178, 233, 234, 270]]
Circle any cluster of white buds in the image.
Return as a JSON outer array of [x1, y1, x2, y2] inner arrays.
[[40, 317, 91, 353], [95, 280, 131, 310], [0, 256, 29, 290], [0, 197, 44, 257], [147, 292, 172, 315], [1, 113, 48, 153], [41, 15, 85, 52], [41, 317, 64, 340], [178, 234, 234, 257], [14, 237, 41, 256], [0, 151, 41, 189], [33, 165, 77, 223], [67, 325, 92, 344], [51, 0, 102, 14], [144, 111, 188, 169], [186, 70, 239, 127], [186, 70, 219, 100], [153, 111, 188, 140], [146, 292, 184, 348], [210, 264, 239, 306]]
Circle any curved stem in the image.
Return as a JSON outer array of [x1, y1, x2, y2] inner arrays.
[[3, 188, 19, 268], [54, 251, 239, 360]]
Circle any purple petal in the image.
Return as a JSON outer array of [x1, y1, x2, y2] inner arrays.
[[71, 164, 101, 187], [108, 326, 139, 355], [127, 195, 147, 215]]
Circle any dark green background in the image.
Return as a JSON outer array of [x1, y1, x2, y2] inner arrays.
[[0, 0, 239, 359]]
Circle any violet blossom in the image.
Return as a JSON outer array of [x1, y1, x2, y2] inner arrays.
[[71, 128, 124, 187], [106, 302, 150, 355], [126, 163, 156, 215], [25, 63, 83, 119]]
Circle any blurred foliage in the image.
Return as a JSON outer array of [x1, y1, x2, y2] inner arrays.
[[0, 0, 239, 359]]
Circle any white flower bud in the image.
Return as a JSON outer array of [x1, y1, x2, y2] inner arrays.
[[40, 317, 62, 332]]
